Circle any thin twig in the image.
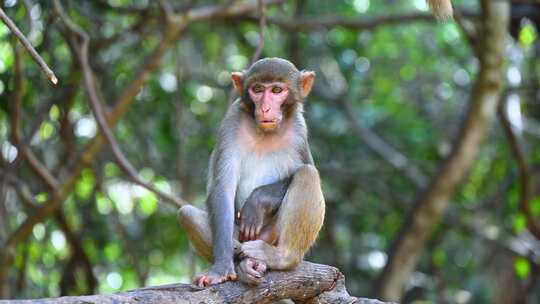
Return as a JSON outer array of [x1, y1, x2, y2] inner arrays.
[[10, 42, 59, 190], [0, 7, 58, 84], [498, 96, 540, 239], [227, 0, 268, 104], [250, 0, 266, 64], [54, 0, 185, 208]]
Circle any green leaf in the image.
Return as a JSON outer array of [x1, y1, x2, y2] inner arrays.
[[514, 257, 530, 279], [0, 41, 14, 72], [432, 248, 447, 268], [35, 192, 48, 203], [530, 196, 540, 216], [96, 192, 113, 215], [49, 105, 60, 121], [75, 169, 95, 200], [104, 243, 121, 262], [519, 24, 537, 47], [105, 162, 120, 178], [138, 191, 158, 215], [39, 122, 55, 140], [512, 213, 527, 234]]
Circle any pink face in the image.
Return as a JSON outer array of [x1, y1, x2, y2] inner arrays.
[[248, 82, 289, 132]]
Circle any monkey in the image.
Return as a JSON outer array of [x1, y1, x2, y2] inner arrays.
[[178, 57, 325, 287], [427, 0, 453, 20]]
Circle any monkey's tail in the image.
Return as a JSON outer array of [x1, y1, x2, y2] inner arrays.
[[427, 0, 453, 20]]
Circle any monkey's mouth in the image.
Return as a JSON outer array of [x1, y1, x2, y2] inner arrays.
[[258, 119, 279, 131]]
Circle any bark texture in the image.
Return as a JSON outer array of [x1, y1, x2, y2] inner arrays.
[[1, 262, 391, 304], [375, 0, 509, 300]]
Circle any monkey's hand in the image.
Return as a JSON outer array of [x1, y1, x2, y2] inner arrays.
[[193, 262, 237, 287], [237, 257, 267, 285], [239, 178, 289, 242], [239, 191, 271, 242]]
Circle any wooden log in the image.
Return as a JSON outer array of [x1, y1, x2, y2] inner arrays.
[[2, 262, 394, 304]]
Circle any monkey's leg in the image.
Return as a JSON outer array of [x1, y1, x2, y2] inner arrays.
[[178, 205, 242, 263], [239, 164, 325, 270], [178, 205, 214, 262]]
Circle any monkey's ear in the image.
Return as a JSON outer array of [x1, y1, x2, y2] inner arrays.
[[300, 71, 316, 99], [231, 72, 244, 94]]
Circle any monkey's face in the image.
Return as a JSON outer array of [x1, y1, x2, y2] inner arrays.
[[230, 58, 316, 133], [248, 81, 289, 132]]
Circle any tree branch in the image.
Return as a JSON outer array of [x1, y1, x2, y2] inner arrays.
[[238, 11, 436, 31], [0, 7, 58, 84], [53, 0, 186, 208], [250, 0, 266, 64], [10, 43, 58, 190], [2, 262, 391, 304], [498, 95, 540, 239]]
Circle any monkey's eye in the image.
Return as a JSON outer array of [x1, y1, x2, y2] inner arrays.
[[252, 84, 264, 93], [271, 86, 283, 94]]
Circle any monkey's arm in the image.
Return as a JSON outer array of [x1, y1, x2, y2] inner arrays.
[[249, 177, 291, 213], [200, 104, 251, 286], [196, 141, 240, 286], [239, 177, 291, 241]]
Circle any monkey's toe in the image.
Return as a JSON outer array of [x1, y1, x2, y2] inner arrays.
[[237, 258, 266, 286]]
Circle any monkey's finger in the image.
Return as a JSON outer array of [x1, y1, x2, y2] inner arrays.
[[195, 276, 205, 288], [238, 268, 263, 285], [255, 224, 263, 238], [246, 224, 252, 240], [240, 223, 245, 235], [245, 264, 262, 278], [250, 225, 258, 240], [240, 224, 248, 242]]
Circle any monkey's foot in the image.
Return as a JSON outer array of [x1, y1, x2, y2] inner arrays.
[[193, 264, 237, 287], [237, 258, 267, 286]]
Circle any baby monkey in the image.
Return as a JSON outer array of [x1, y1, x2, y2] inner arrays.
[[178, 58, 325, 286]]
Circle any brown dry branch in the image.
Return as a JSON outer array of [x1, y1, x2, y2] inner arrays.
[[238, 11, 436, 31], [53, 0, 185, 208], [1, 262, 391, 304], [240, 8, 479, 32], [10, 44, 58, 190], [0, 7, 58, 84], [375, 0, 509, 300], [251, 0, 267, 64]]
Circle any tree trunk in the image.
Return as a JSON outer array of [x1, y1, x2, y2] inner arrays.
[[375, 0, 509, 300]]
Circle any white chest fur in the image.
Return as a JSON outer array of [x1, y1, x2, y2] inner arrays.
[[235, 148, 301, 209], [234, 119, 303, 209]]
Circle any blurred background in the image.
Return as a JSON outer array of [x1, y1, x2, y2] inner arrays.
[[0, 0, 539, 303]]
